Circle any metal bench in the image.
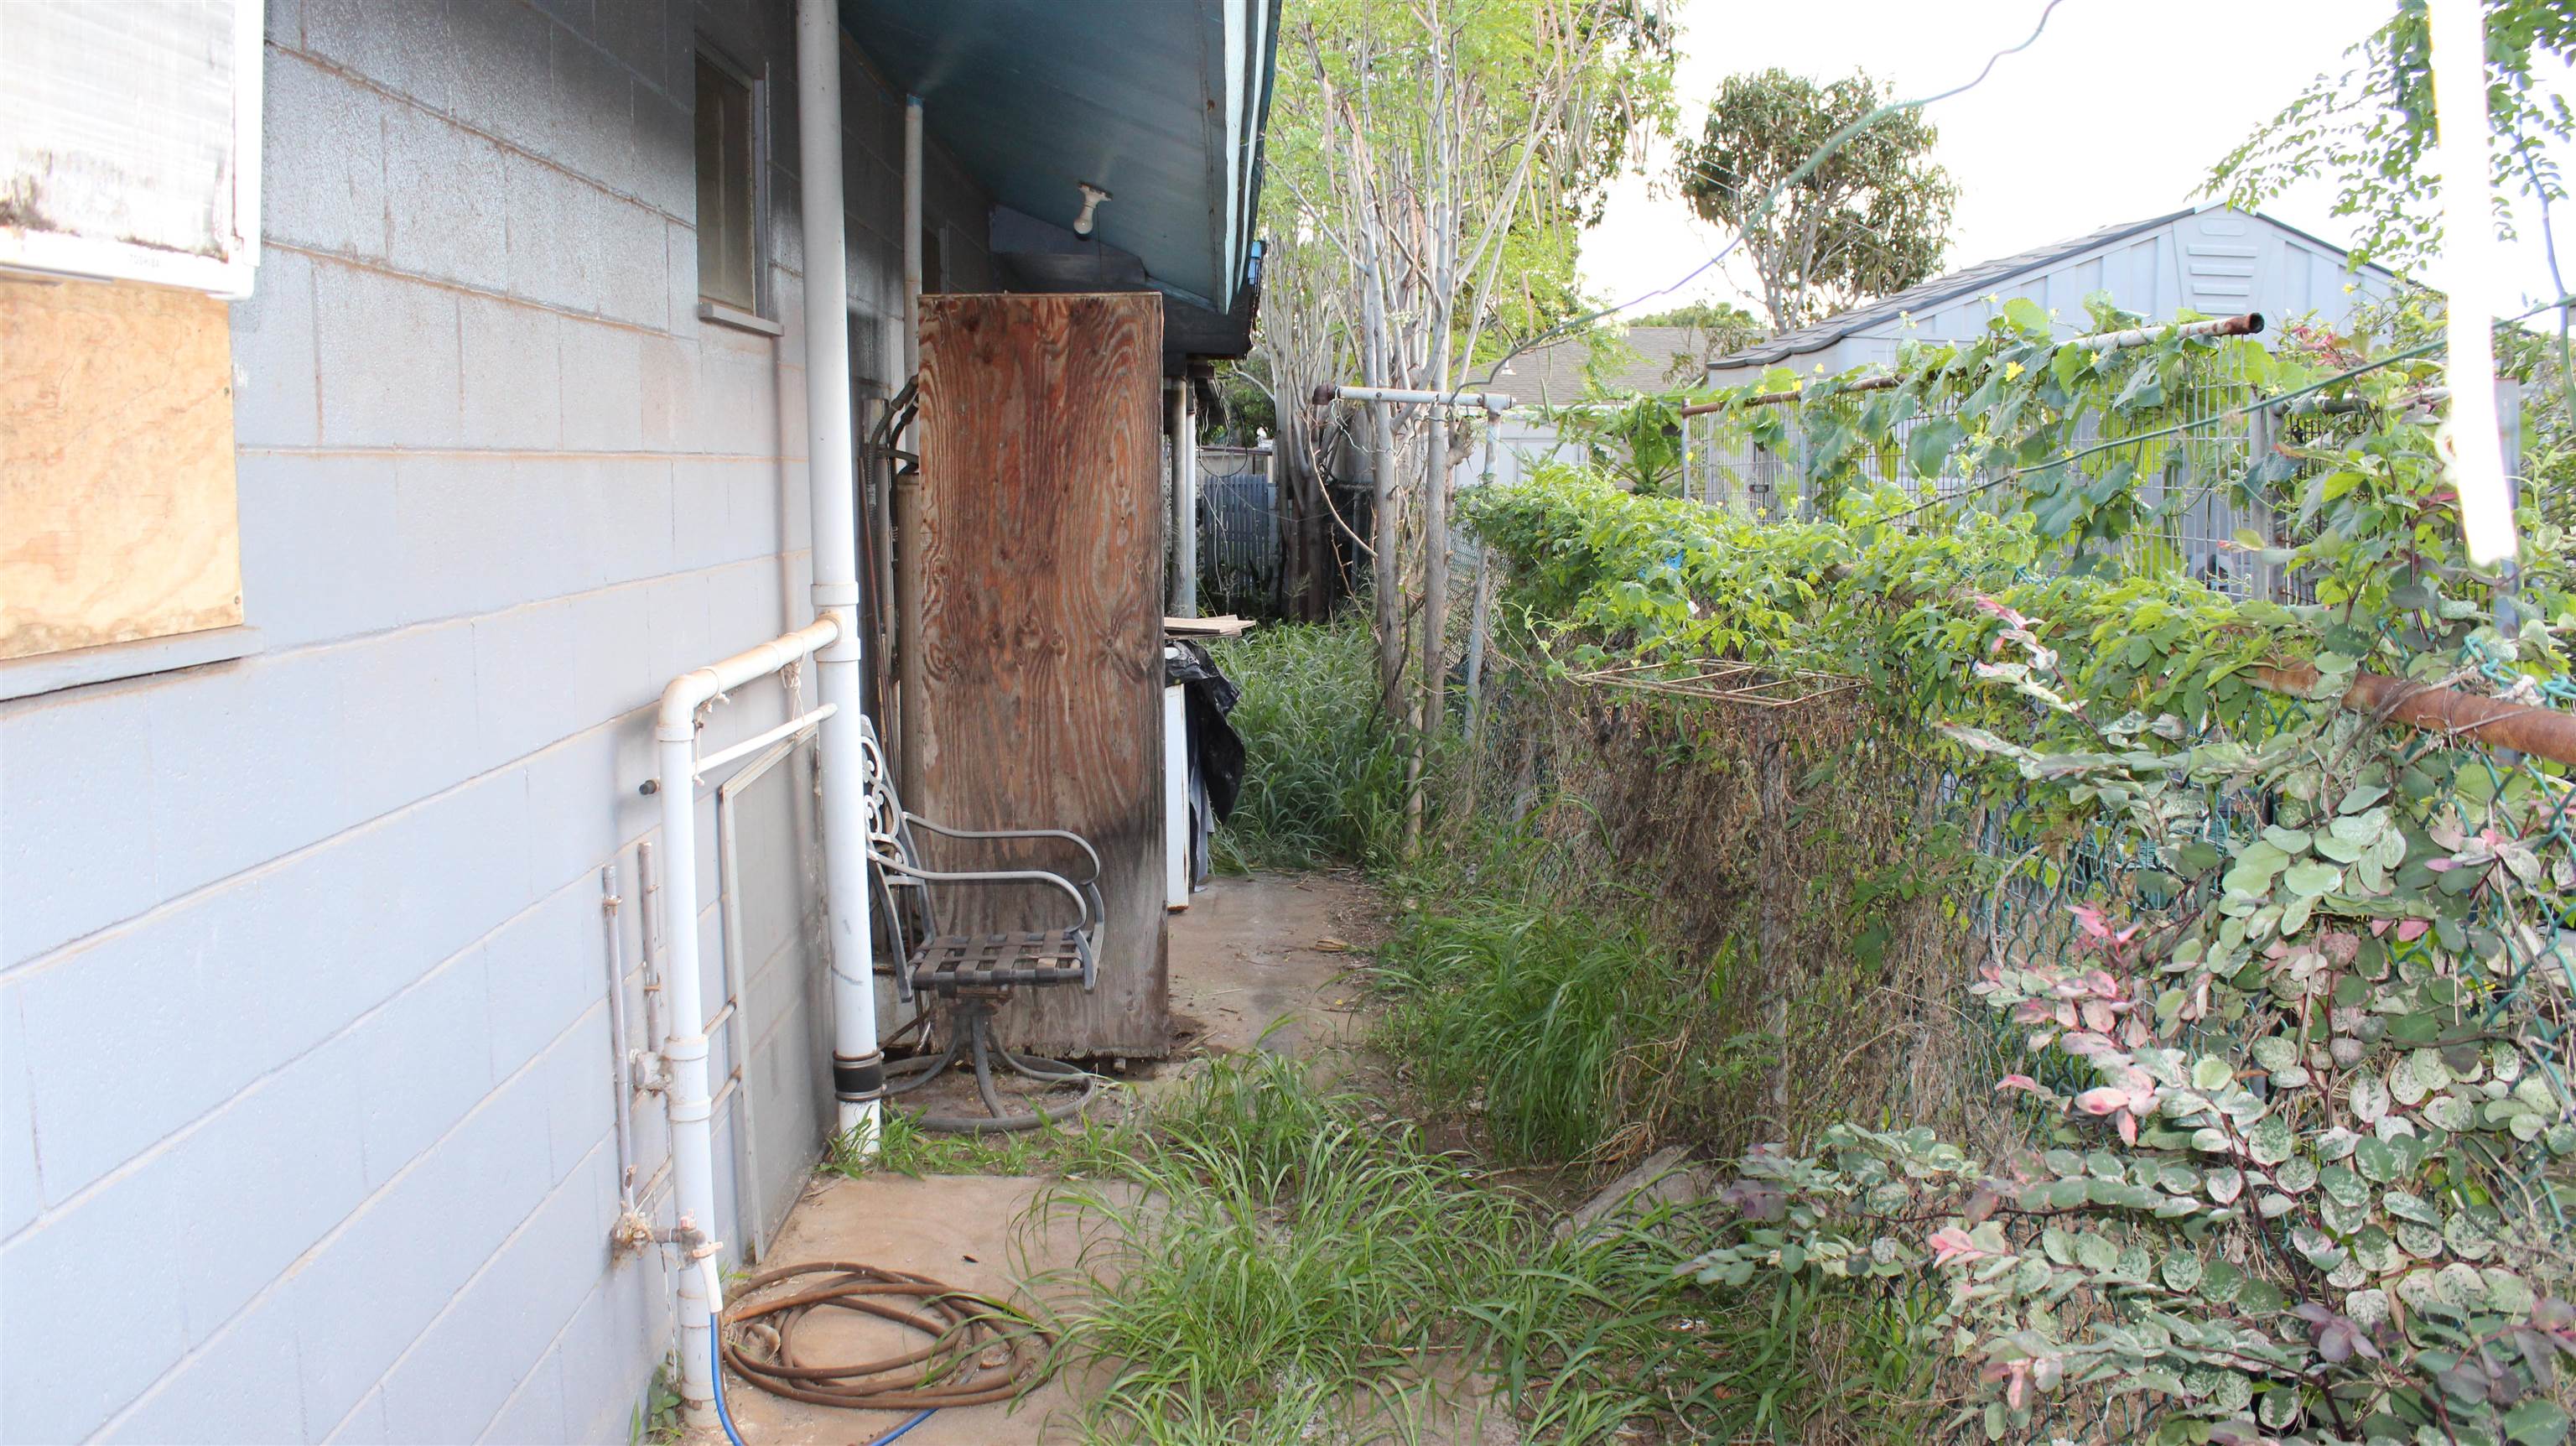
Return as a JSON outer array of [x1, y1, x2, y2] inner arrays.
[[859, 720, 1105, 1132]]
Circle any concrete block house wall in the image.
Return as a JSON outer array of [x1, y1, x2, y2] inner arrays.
[[0, 3, 986, 1441]]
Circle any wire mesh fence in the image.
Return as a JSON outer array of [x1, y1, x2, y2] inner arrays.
[[1569, 350, 2576, 1229], [1685, 352, 2288, 601]]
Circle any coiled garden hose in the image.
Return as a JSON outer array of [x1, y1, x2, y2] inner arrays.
[[714, 1260, 1052, 1422]]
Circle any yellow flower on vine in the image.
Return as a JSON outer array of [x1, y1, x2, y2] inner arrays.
[[2004, 362, 2026, 382]]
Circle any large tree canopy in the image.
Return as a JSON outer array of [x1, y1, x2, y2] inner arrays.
[[1675, 69, 1958, 334]]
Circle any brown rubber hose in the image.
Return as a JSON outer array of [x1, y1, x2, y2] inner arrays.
[[719, 1261, 1052, 1411]]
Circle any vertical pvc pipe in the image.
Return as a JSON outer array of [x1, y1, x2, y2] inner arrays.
[[796, 0, 883, 1153], [1174, 382, 1199, 617], [893, 96, 927, 796], [2428, 0, 2514, 566], [903, 98, 922, 374], [653, 727, 719, 1426], [1164, 673, 1189, 908]]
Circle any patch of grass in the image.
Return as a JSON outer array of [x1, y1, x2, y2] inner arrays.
[[824, 1101, 1131, 1180], [1030, 1052, 1882, 1445], [1374, 886, 1690, 1165], [1365, 819, 1708, 1167], [1206, 618, 1410, 872]]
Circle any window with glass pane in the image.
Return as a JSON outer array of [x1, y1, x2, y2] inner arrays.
[[694, 54, 758, 312]]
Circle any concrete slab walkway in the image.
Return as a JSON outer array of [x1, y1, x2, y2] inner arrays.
[[708, 871, 1379, 1445]]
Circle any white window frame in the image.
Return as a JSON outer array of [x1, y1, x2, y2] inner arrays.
[[0, 1, 265, 299], [692, 39, 774, 334]]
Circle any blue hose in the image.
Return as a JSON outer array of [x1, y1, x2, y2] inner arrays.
[[710, 1321, 747, 1446], [864, 1408, 938, 1445]]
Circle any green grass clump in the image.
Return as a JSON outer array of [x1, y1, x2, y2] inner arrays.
[[1374, 880, 1690, 1165], [1032, 1052, 1893, 1445], [825, 1101, 1130, 1180], [1205, 617, 1410, 872]]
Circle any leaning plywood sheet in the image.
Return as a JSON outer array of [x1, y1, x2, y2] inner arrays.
[[0, 277, 243, 659], [910, 292, 1168, 1058]]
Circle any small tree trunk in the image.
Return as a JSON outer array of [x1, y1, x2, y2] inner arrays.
[[1362, 263, 1405, 720], [1410, 408, 1450, 855]]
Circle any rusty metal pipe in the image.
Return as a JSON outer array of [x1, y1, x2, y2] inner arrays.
[[2249, 663, 2576, 767]]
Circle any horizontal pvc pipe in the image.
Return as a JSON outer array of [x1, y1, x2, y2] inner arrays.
[[657, 617, 841, 743], [693, 704, 836, 778], [1313, 382, 1515, 412]]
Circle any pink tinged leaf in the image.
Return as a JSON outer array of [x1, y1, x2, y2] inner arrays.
[[2075, 1087, 2129, 1116], [2427, 858, 2456, 873], [2397, 918, 2430, 942], [2069, 903, 2110, 939], [2057, 1002, 2080, 1029], [2012, 1000, 2054, 1024], [2371, 919, 2391, 937], [2082, 970, 2120, 997], [2116, 1111, 2138, 1146], [2081, 1001, 2117, 1033], [2006, 1364, 2030, 1411], [1997, 1074, 2043, 1094]]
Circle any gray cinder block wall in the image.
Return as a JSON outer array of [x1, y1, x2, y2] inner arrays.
[[0, 3, 986, 1441]]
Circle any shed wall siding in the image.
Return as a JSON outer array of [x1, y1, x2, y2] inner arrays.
[[0, 3, 983, 1442]]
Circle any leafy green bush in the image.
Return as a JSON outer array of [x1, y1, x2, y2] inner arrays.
[[1465, 297, 2576, 1443]]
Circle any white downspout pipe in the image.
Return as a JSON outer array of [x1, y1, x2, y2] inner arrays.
[[656, 616, 839, 1426], [1174, 379, 1199, 616], [903, 96, 922, 372], [795, 0, 885, 1154]]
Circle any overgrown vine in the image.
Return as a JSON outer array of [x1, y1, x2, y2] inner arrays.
[[1467, 295, 2575, 1443]]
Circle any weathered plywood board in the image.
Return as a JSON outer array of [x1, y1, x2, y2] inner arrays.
[[1, 277, 242, 659], [910, 293, 1167, 1058]]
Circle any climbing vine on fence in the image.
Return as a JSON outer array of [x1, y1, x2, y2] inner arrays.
[[1467, 296, 2576, 1443]]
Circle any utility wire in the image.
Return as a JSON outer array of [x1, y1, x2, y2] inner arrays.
[[1467, 0, 2075, 393]]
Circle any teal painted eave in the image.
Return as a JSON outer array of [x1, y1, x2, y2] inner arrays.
[[839, 0, 1280, 309]]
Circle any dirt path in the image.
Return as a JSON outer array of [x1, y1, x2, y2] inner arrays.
[[711, 871, 1384, 1445]]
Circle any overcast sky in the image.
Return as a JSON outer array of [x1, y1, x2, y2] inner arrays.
[[1579, 0, 2572, 322]]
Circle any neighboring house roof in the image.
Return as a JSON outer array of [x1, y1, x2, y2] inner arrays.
[[1493, 326, 1713, 403], [1711, 211, 2194, 370], [1703, 206, 2400, 374]]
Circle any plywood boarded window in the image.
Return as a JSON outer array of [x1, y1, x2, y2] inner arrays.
[[0, 276, 243, 660]]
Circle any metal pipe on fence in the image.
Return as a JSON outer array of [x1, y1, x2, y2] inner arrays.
[[2249, 663, 2576, 767], [2071, 311, 2264, 352], [1680, 314, 2268, 416]]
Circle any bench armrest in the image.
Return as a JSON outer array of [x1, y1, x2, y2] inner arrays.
[[872, 858, 1098, 934], [901, 814, 1103, 887]]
